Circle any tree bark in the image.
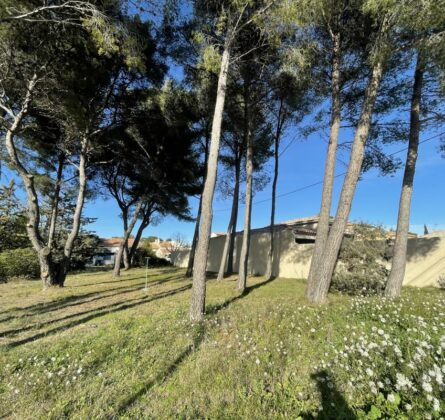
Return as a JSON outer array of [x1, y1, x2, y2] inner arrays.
[[129, 204, 152, 265], [385, 52, 425, 298], [186, 194, 202, 277], [186, 135, 210, 278], [118, 205, 130, 270], [237, 128, 253, 293], [3, 74, 58, 288], [305, 33, 342, 299], [265, 100, 285, 281], [217, 158, 241, 281], [189, 46, 230, 321], [56, 136, 89, 286], [123, 245, 130, 270], [47, 153, 65, 250], [308, 56, 385, 304], [226, 188, 239, 275], [113, 200, 143, 277]]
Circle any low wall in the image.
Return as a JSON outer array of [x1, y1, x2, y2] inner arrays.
[[171, 231, 445, 287]]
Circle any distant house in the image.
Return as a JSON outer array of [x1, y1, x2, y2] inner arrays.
[[149, 238, 188, 261], [92, 237, 136, 266]]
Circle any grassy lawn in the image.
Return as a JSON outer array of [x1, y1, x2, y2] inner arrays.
[[0, 267, 444, 419]]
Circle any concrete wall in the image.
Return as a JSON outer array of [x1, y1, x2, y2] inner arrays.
[[171, 227, 314, 279], [171, 229, 445, 287], [404, 232, 445, 287]]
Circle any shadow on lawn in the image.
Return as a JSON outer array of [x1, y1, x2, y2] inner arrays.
[[3, 284, 192, 348], [301, 370, 357, 420], [115, 324, 206, 414], [114, 277, 277, 414], [0, 279, 184, 337], [206, 276, 277, 315], [71, 268, 182, 288], [0, 274, 185, 322]]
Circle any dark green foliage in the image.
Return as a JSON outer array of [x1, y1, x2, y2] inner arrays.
[[0, 181, 30, 252], [132, 248, 171, 268], [331, 223, 389, 295], [69, 234, 101, 270], [0, 248, 40, 281]]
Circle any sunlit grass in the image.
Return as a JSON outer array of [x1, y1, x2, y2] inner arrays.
[[0, 267, 443, 418]]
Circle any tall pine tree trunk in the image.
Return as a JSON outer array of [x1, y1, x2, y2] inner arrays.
[[226, 194, 239, 275], [189, 46, 230, 321], [217, 159, 241, 281], [385, 52, 425, 298], [186, 195, 202, 277], [265, 100, 284, 281], [305, 33, 342, 299], [120, 206, 130, 269], [56, 137, 89, 286], [47, 154, 65, 251], [308, 55, 385, 303], [113, 201, 143, 277], [186, 136, 210, 278], [237, 129, 253, 293]]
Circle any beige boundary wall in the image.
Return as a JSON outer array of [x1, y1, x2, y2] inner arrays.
[[171, 229, 445, 287]]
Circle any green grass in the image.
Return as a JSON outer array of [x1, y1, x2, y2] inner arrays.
[[0, 267, 444, 418]]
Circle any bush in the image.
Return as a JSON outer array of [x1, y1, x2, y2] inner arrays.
[[0, 248, 40, 281], [132, 247, 171, 268], [331, 223, 389, 295], [438, 273, 445, 289]]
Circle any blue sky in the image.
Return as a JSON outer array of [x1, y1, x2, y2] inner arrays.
[[2, 110, 444, 243], [80, 122, 445, 242]]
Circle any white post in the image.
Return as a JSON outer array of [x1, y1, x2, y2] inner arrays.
[[143, 257, 150, 292]]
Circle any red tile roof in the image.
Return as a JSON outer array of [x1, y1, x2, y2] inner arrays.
[[100, 237, 136, 247]]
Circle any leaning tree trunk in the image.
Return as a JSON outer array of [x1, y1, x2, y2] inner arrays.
[[217, 160, 241, 281], [113, 201, 143, 277], [189, 46, 230, 322], [308, 56, 385, 304], [265, 101, 285, 281], [186, 193, 203, 277], [237, 130, 253, 293], [305, 33, 342, 299], [3, 74, 57, 288], [129, 205, 152, 265], [56, 137, 89, 286], [385, 52, 425, 298]]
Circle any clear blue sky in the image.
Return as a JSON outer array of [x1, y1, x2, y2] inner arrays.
[[2, 115, 444, 242], [67, 124, 445, 241]]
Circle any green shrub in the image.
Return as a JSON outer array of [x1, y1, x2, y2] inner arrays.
[[0, 248, 40, 280], [331, 223, 389, 295], [132, 247, 171, 267]]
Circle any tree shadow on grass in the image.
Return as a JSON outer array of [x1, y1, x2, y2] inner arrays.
[[206, 276, 277, 315], [71, 268, 183, 288], [302, 370, 357, 420], [91, 277, 277, 415], [3, 284, 192, 348], [114, 324, 206, 415], [0, 274, 186, 322]]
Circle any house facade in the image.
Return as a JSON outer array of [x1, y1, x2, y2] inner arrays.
[[92, 237, 135, 266], [92, 237, 187, 265], [171, 216, 445, 287]]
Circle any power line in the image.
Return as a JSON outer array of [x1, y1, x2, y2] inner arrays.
[[213, 131, 445, 213]]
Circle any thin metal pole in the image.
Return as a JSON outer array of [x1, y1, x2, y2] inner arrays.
[[144, 257, 150, 292]]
